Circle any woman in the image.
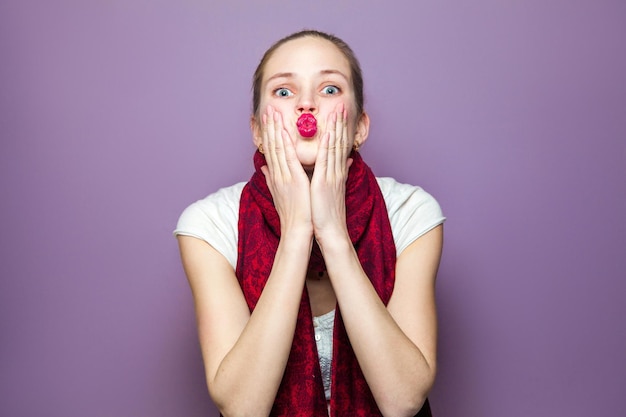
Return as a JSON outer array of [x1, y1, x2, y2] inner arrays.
[[175, 30, 445, 417]]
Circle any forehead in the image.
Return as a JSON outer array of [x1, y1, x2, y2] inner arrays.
[[263, 36, 351, 82]]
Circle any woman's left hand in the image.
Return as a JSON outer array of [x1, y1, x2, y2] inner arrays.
[[310, 103, 353, 243]]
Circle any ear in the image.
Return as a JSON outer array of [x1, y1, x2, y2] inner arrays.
[[354, 111, 370, 147], [250, 115, 262, 147]]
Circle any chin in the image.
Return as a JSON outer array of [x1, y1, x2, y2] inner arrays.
[[298, 157, 317, 173], [295, 144, 319, 167]]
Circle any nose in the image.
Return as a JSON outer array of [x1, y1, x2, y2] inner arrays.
[[296, 89, 317, 114]]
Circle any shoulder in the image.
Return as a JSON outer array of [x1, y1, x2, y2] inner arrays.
[[376, 177, 446, 255], [173, 182, 245, 269], [175, 182, 245, 235], [377, 177, 444, 221]]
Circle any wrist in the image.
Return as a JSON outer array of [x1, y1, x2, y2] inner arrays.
[[280, 223, 314, 244], [315, 228, 352, 255]]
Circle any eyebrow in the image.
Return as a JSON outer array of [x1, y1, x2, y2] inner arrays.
[[319, 69, 349, 82], [266, 72, 294, 83], [265, 69, 349, 83]]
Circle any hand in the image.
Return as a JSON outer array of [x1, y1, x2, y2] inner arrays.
[[260, 106, 313, 235], [310, 103, 353, 242]]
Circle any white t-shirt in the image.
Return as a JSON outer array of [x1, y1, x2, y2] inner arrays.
[[174, 177, 445, 267], [174, 177, 445, 401]]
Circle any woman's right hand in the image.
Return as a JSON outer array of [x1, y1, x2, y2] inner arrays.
[[260, 105, 313, 235]]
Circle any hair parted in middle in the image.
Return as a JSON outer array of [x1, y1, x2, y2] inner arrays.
[[251, 30, 365, 118]]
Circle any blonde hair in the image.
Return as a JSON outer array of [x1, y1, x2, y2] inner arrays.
[[252, 30, 364, 117]]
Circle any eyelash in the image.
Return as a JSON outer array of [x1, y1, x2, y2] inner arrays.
[[322, 85, 341, 95], [273, 88, 293, 97], [272, 85, 342, 98]]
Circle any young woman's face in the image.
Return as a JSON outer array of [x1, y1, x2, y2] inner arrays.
[[253, 36, 368, 170]]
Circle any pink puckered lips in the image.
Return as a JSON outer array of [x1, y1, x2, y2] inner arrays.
[[296, 113, 317, 137]]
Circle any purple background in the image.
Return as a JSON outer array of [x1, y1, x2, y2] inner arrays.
[[1, 1, 624, 416]]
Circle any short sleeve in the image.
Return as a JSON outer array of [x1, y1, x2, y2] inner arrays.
[[377, 177, 446, 255], [173, 182, 245, 269]]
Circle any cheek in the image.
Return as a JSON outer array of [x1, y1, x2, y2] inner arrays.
[[258, 91, 281, 109], [263, 96, 293, 115], [340, 99, 359, 126], [258, 95, 272, 112]]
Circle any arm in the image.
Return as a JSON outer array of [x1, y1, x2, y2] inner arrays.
[[320, 225, 442, 417], [311, 104, 442, 416], [178, 106, 314, 417], [178, 230, 311, 417]]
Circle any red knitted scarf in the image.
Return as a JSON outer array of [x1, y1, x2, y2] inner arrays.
[[236, 151, 431, 416]]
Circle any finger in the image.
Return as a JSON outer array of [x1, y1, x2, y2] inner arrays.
[[281, 125, 300, 173], [333, 104, 345, 178], [263, 106, 273, 166], [275, 112, 302, 179], [327, 111, 338, 181], [266, 106, 284, 180], [314, 131, 330, 183], [341, 106, 349, 174], [261, 111, 273, 171]]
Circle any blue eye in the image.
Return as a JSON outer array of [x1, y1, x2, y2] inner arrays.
[[274, 88, 293, 97], [322, 85, 340, 95]]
